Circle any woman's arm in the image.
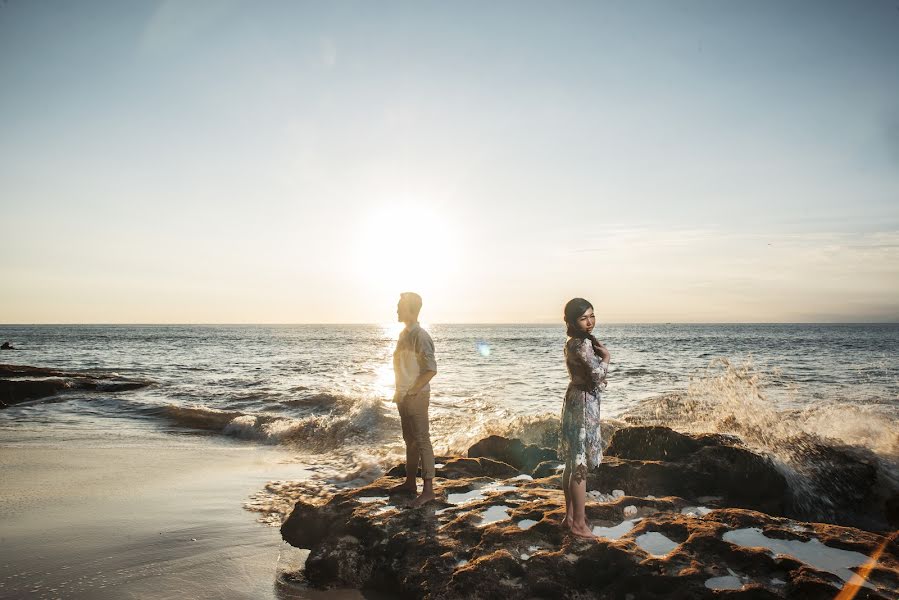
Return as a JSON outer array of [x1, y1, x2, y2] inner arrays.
[[593, 339, 611, 364], [574, 339, 609, 389]]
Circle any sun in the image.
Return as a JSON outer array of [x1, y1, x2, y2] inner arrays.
[[351, 203, 461, 303]]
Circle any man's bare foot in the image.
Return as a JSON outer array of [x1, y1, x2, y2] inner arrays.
[[567, 523, 597, 539], [411, 490, 437, 507], [388, 482, 417, 495]]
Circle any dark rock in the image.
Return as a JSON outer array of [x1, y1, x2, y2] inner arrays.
[[691, 444, 789, 516], [592, 427, 789, 517], [280, 499, 338, 550], [280, 460, 899, 599], [595, 425, 896, 532], [440, 457, 521, 480], [0, 364, 151, 408], [444, 550, 525, 598], [886, 494, 899, 529], [0, 365, 75, 378], [304, 534, 371, 587], [605, 425, 701, 461], [0, 378, 71, 407], [467, 435, 558, 474], [387, 457, 521, 480], [531, 460, 563, 479], [780, 438, 882, 530]]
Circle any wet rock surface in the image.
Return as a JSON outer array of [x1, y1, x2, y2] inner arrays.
[[598, 426, 790, 519], [281, 427, 899, 599], [468, 435, 559, 475], [0, 364, 151, 408], [601, 425, 893, 532]]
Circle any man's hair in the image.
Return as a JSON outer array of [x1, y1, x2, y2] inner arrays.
[[400, 292, 423, 317]]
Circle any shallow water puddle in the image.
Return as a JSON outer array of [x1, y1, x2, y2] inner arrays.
[[705, 575, 743, 590], [517, 519, 538, 530], [635, 531, 679, 556], [722, 527, 870, 584], [445, 489, 483, 504], [592, 518, 639, 540], [445, 482, 516, 505], [478, 505, 511, 527], [520, 544, 544, 561]]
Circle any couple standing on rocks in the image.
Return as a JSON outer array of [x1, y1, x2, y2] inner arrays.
[[388, 293, 611, 538]]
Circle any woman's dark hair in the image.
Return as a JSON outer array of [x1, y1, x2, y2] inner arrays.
[[564, 297, 597, 342]]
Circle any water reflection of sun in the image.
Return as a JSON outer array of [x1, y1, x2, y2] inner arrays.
[[382, 321, 404, 340], [374, 320, 431, 399], [373, 362, 395, 400], [373, 322, 403, 399]]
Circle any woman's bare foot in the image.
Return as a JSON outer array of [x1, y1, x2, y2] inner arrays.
[[567, 523, 597, 539], [560, 517, 570, 529], [411, 490, 437, 507], [388, 481, 417, 495]]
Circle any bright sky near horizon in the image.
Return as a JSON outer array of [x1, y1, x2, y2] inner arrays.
[[1, 1, 897, 324]]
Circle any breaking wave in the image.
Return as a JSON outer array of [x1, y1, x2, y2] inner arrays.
[[141, 395, 396, 452], [620, 358, 899, 526]]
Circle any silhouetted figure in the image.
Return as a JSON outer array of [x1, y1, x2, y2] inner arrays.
[[388, 292, 439, 507], [1, 341, 14, 350]]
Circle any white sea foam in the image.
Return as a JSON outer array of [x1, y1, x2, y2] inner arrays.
[[622, 358, 899, 522]]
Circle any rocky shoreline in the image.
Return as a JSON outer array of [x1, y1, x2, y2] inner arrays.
[[0, 364, 150, 408], [281, 426, 899, 599]]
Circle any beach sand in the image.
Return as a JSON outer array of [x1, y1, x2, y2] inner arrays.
[[0, 433, 368, 600]]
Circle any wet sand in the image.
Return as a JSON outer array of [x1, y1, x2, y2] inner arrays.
[[0, 434, 368, 600]]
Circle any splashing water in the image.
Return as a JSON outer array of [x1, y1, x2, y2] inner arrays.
[[622, 358, 899, 525]]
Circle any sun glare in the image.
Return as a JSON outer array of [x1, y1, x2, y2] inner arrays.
[[382, 321, 405, 340], [353, 204, 460, 309]]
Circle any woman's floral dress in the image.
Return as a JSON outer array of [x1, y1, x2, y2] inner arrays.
[[560, 337, 609, 482]]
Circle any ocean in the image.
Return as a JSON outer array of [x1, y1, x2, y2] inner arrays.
[[1, 323, 897, 522]]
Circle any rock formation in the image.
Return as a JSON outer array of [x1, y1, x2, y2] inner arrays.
[[280, 427, 899, 599]]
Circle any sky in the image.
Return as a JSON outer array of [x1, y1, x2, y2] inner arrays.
[[1, 1, 897, 324]]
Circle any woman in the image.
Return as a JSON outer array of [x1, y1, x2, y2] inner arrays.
[[560, 298, 611, 538]]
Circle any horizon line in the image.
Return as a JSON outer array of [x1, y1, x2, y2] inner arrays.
[[1, 321, 898, 326]]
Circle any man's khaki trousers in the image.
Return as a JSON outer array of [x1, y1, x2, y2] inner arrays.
[[397, 390, 435, 480]]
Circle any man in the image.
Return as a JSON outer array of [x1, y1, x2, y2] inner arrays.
[[389, 292, 438, 506]]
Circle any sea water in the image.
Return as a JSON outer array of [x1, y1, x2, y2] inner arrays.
[[0, 323, 896, 519]]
